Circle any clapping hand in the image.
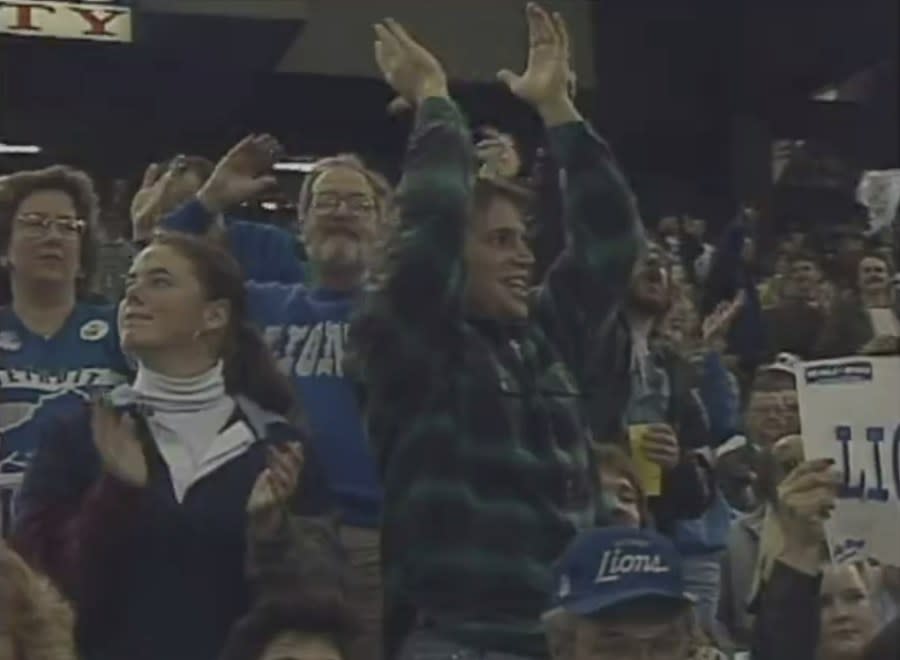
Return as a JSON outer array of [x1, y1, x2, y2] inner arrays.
[[247, 443, 304, 539], [92, 400, 147, 487], [476, 127, 522, 179], [373, 18, 448, 112], [497, 3, 579, 125], [701, 291, 746, 348], [197, 135, 282, 214]]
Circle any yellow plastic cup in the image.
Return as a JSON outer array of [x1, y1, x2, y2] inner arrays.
[[628, 424, 663, 496]]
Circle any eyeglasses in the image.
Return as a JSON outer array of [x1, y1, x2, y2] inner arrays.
[[15, 213, 86, 240], [310, 193, 376, 214]]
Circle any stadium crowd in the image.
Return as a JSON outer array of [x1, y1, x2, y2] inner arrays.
[[1, 4, 899, 660]]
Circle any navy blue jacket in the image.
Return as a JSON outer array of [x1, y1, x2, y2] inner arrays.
[[12, 395, 330, 660]]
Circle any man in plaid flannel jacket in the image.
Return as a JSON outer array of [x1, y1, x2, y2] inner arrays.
[[350, 6, 641, 659]]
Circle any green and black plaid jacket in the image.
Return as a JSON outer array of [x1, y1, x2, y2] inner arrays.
[[350, 97, 641, 657]]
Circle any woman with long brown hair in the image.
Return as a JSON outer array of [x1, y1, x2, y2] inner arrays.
[[12, 233, 329, 660]]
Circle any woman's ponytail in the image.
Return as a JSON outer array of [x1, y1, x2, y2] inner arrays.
[[224, 320, 295, 417]]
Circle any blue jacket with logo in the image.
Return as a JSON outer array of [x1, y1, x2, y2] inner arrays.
[[0, 304, 129, 477]]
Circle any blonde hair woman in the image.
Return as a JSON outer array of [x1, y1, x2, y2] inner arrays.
[[0, 540, 76, 660]]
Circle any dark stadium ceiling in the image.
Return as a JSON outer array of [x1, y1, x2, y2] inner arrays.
[[1, 0, 896, 219]]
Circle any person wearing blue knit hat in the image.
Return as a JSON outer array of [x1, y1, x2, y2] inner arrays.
[[543, 527, 728, 660]]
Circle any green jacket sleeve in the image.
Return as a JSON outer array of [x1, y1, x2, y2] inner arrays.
[[533, 121, 642, 386], [378, 97, 474, 337]]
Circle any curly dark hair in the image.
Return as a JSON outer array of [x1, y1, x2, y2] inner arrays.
[[218, 593, 361, 660], [0, 165, 100, 299]]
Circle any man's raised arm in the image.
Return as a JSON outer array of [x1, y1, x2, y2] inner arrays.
[[371, 19, 474, 333], [501, 4, 642, 374]]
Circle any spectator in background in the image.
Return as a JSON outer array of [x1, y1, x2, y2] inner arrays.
[[683, 215, 715, 282], [817, 251, 900, 357], [167, 144, 391, 660], [829, 227, 868, 293], [351, 7, 640, 658], [718, 361, 800, 648], [759, 246, 793, 309], [750, 458, 887, 660], [134, 153, 306, 284], [12, 233, 333, 660], [657, 215, 682, 262], [219, 593, 360, 660], [93, 178, 137, 303], [0, 167, 128, 501], [659, 289, 745, 641], [543, 527, 726, 660], [594, 444, 649, 529], [765, 250, 828, 359], [0, 540, 76, 660], [701, 208, 768, 378], [620, 241, 714, 534]]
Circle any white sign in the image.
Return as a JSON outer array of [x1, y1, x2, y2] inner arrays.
[[0, 1, 132, 43], [857, 169, 900, 234], [797, 357, 900, 565]]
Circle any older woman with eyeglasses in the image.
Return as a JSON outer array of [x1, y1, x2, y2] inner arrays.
[[0, 167, 129, 529]]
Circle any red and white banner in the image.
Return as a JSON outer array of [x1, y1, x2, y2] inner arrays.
[[0, 1, 132, 43]]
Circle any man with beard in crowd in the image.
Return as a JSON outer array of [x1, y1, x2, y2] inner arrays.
[[618, 241, 717, 634], [765, 251, 827, 359], [619, 242, 714, 529], [161, 146, 391, 660], [350, 4, 641, 658]]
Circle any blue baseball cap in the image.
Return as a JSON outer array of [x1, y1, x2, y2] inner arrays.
[[547, 527, 694, 617]]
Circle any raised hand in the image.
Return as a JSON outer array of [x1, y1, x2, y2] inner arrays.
[[197, 135, 281, 214], [92, 401, 147, 487], [776, 457, 840, 556], [247, 443, 304, 538], [373, 18, 448, 109], [476, 127, 522, 179], [701, 291, 746, 348], [131, 158, 184, 241], [497, 3, 579, 124]]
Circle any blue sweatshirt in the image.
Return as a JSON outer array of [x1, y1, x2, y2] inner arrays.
[[160, 204, 306, 284], [163, 201, 381, 528]]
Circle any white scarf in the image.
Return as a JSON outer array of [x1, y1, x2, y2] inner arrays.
[[132, 361, 244, 502]]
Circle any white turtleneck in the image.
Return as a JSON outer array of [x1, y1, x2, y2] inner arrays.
[[132, 361, 240, 502]]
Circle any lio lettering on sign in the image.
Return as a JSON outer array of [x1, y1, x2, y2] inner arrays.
[[797, 357, 900, 566]]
